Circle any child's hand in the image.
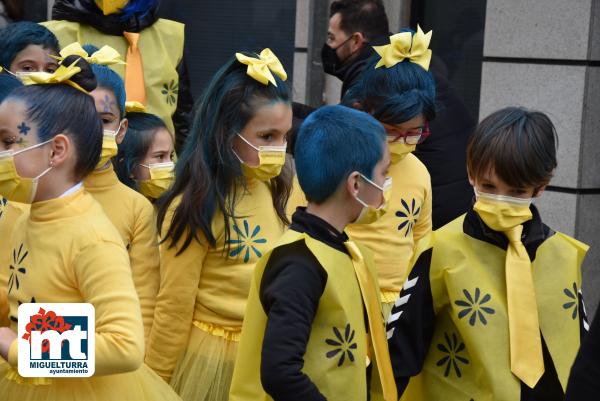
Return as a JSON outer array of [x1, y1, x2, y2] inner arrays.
[[0, 327, 17, 361]]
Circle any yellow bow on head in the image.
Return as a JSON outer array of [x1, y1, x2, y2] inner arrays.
[[235, 48, 287, 86], [125, 101, 147, 113], [58, 42, 125, 66], [373, 25, 433, 71], [19, 58, 87, 93]]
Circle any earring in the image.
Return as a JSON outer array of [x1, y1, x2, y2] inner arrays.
[[49, 160, 54, 167]]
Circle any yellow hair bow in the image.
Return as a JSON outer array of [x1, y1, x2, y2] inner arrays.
[[235, 48, 287, 86], [20, 58, 88, 93], [58, 42, 125, 66], [373, 25, 433, 71], [125, 101, 147, 113]]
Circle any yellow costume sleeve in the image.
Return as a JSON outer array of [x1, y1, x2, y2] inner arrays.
[[145, 203, 207, 382], [412, 175, 432, 244], [7, 237, 146, 374], [128, 200, 160, 345]]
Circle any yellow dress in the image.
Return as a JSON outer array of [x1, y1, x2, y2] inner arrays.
[[347, 153, 432, 317], [145, 179, 286, 401], [0, 188, 180, 400], [84, 165, 159, 344], [0, 197, 29, 327]]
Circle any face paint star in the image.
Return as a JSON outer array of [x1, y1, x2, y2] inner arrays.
[[17, 122, 31, 136]]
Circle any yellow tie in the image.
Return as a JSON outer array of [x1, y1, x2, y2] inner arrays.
[[504, 224, 545, 388], [345, 241, 397, 401], [123, 32, 146, 105]]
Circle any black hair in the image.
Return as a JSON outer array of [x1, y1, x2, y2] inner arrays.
[[114, 112, 169, 189], [0, 73, 23, 103], [467, 107, 558, 189], [330, 0, 389, 41], [5, 56, 102, 180]]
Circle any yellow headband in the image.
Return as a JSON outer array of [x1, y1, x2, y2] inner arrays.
[[235, 48, 287, 86], [19, 58, 88, 93], [373, 25, 433, 71], [125, 101, 147, 113], [58, 42, 125, 66]]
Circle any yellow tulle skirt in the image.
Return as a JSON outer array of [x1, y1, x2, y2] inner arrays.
[[170, 321, 239, 401], [0, 361, 181, 401]]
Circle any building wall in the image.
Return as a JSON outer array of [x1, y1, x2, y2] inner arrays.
[[480, 0, 600, 318]]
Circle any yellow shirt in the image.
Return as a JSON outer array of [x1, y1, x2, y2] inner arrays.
[[42, 19, 184, 137], [84, 165, 159, 344], [0, 197, 29, 328], [145, 179, 286, 381], [4, 189, 144, 375], [347, 154, 432, 300]]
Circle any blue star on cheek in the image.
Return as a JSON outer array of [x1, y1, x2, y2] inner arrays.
[[17, 122, 31, 136]]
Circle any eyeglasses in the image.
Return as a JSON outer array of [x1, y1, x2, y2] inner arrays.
[[383, 122, 431, 145]]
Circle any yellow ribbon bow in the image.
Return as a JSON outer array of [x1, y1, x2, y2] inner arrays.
[[125, 101, 147, 113], [373, 25, 433, 71], [19, 59, 88, 93], [235, 48, 287, 86], [59, 42, 125, 66]]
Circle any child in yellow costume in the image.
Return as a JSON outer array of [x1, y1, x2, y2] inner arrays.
[[43, 0, 193, 153], [145, 49, 294, 401], [342, 27, 435, 316], [230, 104, 397, 401], [0, 56, 180, 400], [57, 43, 160, 345], [386, 107, 590, 401]]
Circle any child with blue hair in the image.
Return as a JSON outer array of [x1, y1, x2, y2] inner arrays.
[[342, 27, 435, 318], [64, 43, 160, 347], [230, 104, 397, 401], [145, 48, 293, 401], [0, 55, 179, 401], [0, 21, 59, 74]]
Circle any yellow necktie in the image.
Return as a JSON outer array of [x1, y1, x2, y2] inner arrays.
[[123, 32, 146, 105], [504, 224, 545, 388], [345, 241, 397, 401]]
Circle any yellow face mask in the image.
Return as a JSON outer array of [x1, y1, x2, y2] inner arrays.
[[388, 142, 416, 164], [234, 133, 286, 181], [94, 0, 129, 15], [0, 140, 53, 204], [353, 175, 392, 225], [138, 161, 175, 199], [473, 188, 533, 231], [96, 123, 122, 169]]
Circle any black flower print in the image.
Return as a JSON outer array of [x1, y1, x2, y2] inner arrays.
[[455, 288, 496, 326], [162, 80, 178, 105], [396, 198, 421, 237], [9, 296, 36, 323], [436, 332, 469, 377], [8, 243, 28, 294], [563, 282, 579, 320], [325, 324, 357, 367], [0, 197, 7, 220]]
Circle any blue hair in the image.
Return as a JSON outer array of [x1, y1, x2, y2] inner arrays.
[[114, 112, 168, 189], [0, 22, 60, 69], [5, 57, 102, 180], [82, 44, 126, 118], [0, 74, 23, 103], [342, 29, 436, 124], [295, 104, 386, 204], [157, 52, 292, 253], [120, 0, 159, 21]]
